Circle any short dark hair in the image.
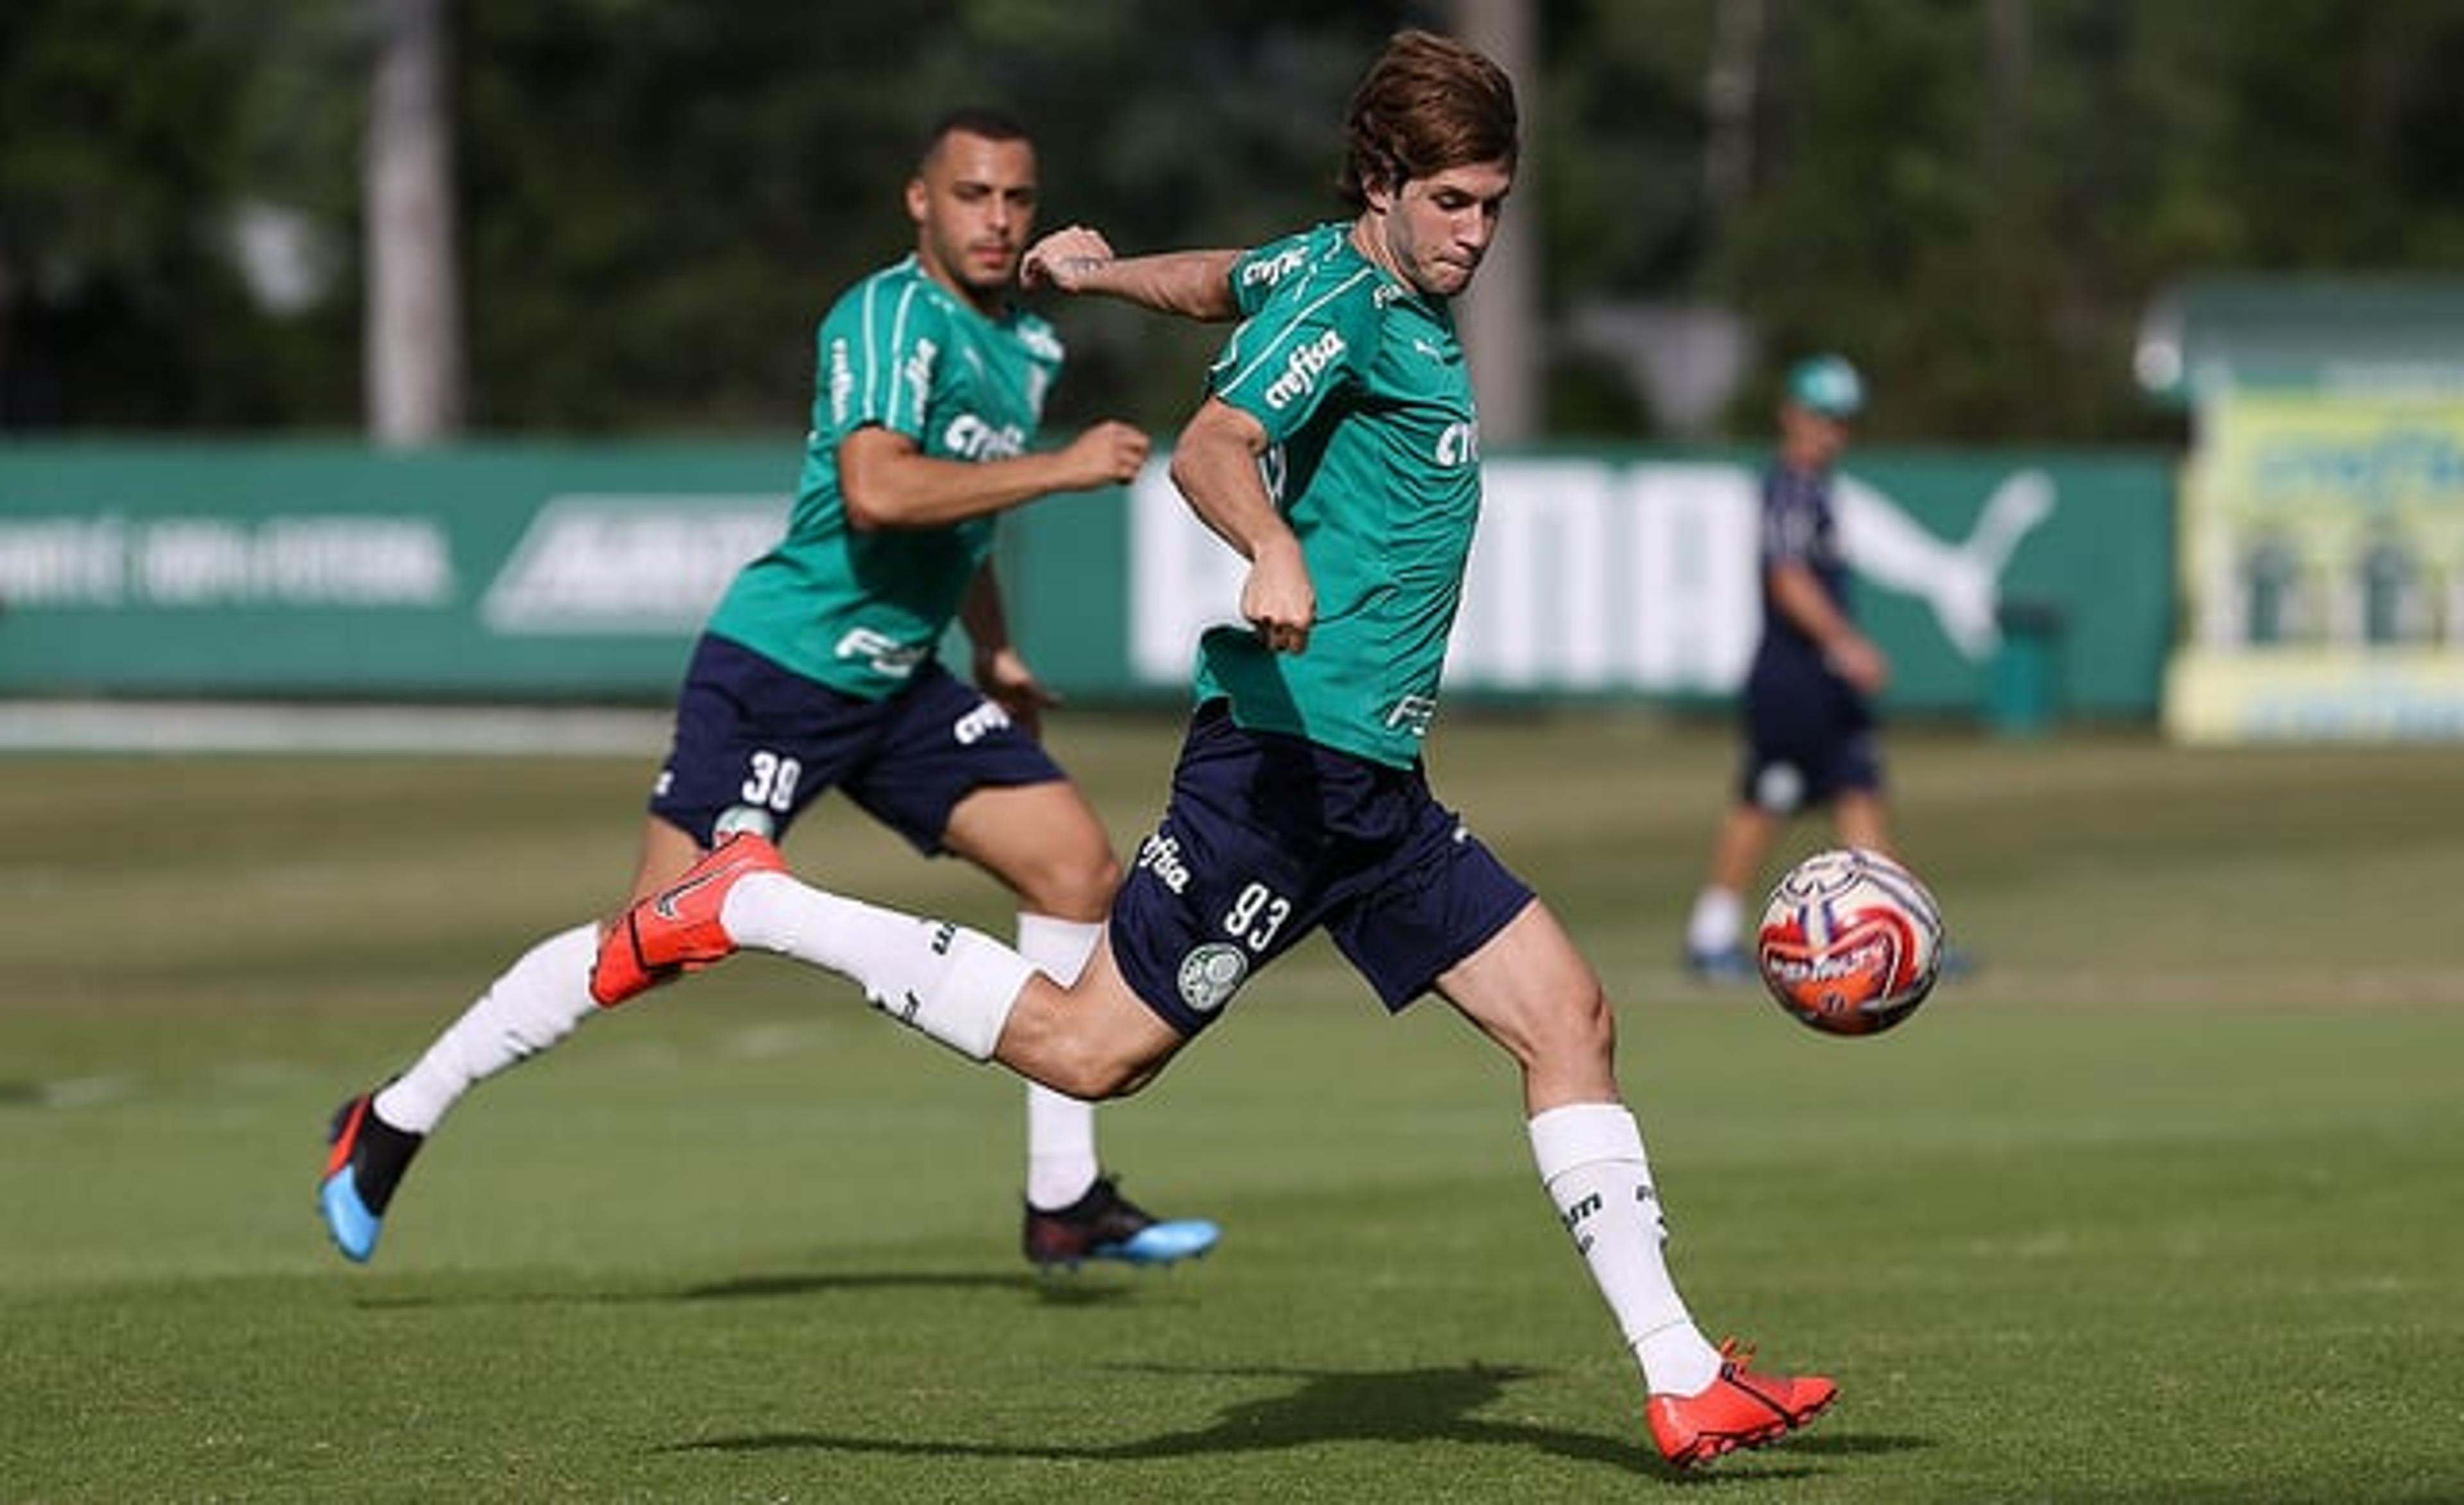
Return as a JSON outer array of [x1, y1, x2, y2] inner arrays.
[[921, 106, 1031, 166], [1337, 30, 1519, 208]]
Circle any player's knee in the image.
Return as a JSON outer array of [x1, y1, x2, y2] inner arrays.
[[1525, 983, 1617, 1074], [1040, 1032, 1168, 1100], [1057, 848, 1126, 917], [1016, 844, 1122, 921]]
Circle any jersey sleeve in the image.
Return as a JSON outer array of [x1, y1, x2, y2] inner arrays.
[[819, 273, 952, 444], [1227, 229, 1322, 318], [1206, 266, 1382, 446]]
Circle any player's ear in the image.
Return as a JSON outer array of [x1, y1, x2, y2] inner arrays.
[[904, 176, 930, 226], [1358, 146, 1405, 212]]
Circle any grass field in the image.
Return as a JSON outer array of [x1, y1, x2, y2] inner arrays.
[[4, 711, 2461, 1502]]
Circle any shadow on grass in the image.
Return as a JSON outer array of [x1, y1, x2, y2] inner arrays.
[[672, 1269, 1142, 1309], [663, 1360, 1927, 1481], [355, 1268, 1145, 1310]]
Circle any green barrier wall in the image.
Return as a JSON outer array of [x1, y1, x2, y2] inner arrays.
[[0, 441, 2175, 719], [1845, 450, 2178, 720]]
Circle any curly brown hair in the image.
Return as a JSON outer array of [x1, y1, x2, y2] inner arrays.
[[1336, 30, 1519, 209]]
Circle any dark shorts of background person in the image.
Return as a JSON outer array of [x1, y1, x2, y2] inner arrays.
[[649, 633, 1066, 853], [1736, 654, 1883, 812], [1110, 700, 1535, 1037]]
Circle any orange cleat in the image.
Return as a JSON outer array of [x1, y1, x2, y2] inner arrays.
[[590, 831, 789, 1007], [1645, 1339, 1837, 1469]]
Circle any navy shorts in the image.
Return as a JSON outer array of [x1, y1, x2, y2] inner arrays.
[[1109, 701, 1536, 1037], [649, 633, 1066, 853], [1737, 654, 1883, 813]]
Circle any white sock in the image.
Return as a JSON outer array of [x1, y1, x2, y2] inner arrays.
[[373, 923, 601, 1135], [1529, 1102, 1725, 1397], [1686, 887, 1743, 955], [1016, 914, 1103, 1210], [719, 872, 1035, 1060]]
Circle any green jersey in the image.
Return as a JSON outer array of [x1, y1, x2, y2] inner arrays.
[[1194, 224, 1484, 767], [707, 254, 1063, 697]]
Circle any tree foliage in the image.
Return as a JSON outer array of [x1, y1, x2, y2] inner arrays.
[[8, 0, 2464, 441]]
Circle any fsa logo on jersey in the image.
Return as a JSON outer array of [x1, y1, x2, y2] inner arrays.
[[942, 412, 1027, 461], [834, 626, 926, 678], [1238, 246, 1308, 290], [1383, 693, 1439, 737], [1263, 329, 1346, 410]]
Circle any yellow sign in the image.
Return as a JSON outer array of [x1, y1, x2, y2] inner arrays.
[[2168, 391, 2464, 740], [2166, 648, 2464, 742]]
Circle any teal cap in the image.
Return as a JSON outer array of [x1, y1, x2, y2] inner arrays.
[[1785, 354, 1864, 419]]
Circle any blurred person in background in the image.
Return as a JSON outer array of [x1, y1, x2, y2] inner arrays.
[[320, 106, 1219, 1273], [583, 31, 1837, 1470], [1683, 353, 1942, 982]]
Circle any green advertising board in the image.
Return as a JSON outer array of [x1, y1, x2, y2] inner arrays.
[[0, 442, 785, 697], [1058, 445, 2173, 722], [0, 442, 2175, 722]]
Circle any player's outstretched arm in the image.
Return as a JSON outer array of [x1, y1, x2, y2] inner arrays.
[[1023, 225, 1243, 321], [839, 421, 1151, 530]]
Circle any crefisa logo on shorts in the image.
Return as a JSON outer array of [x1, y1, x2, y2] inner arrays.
[[1176, 942, 1248, 1014]]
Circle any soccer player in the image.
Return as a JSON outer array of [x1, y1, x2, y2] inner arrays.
[[1682, 353, 1924, 981], [585, 32, 1836, 1470], [320, 107, 1219, 1273]]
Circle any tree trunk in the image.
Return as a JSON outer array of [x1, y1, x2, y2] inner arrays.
[[1704, 0, 1765, 223], [1453, 0, 1541, 445], [365, 0, 463, 445]]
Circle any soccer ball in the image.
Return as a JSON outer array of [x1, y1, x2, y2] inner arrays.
[[1755, 847, 1945, 1037]]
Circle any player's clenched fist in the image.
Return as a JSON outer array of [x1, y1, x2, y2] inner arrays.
[[1060, 420, 1150, 487], [1022, 226, 1113, 292]]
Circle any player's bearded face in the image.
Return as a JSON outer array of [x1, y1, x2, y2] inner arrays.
[[910, 132, 1038, 303], [1379, 160, 1514, 299]]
